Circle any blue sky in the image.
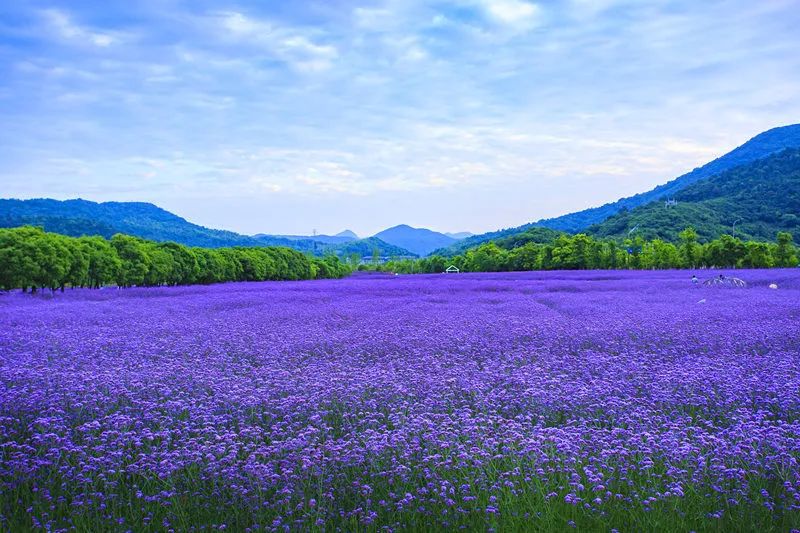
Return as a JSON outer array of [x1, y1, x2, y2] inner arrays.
[[1, 0, 799, 236]]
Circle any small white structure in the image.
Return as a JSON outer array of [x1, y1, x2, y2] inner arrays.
[[703, 275, 747, 288], [769, 283, 778, 289], [445, 265, 460, 274]]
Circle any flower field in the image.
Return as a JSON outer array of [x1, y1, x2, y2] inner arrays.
[[1, 270, 799, 531]]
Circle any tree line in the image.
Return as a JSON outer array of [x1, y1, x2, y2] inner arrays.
[[367, 229, 799, 274], [0, 226, 351, 292]]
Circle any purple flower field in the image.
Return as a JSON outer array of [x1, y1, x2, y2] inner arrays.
[[1, 270, 800, 531]]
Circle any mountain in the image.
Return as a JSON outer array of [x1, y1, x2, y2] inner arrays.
[[587, 148, 800, 242], [332, 237, 417, 259], [431, 226, 541, 256], [492, 226, 567, 249], [255, 233, 356, 245], [0, 198, 281, 248], [433, 124, 800, 255], [372, 224, 457, 256], [536, 124, 800, 232], [445, 232, 473, 239], [0, 198, 415, 258], [336, 230, 358, 239]]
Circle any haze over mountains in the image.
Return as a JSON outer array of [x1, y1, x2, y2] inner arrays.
[[2, 124, 798, 258]]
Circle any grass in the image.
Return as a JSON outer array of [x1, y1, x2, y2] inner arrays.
[[2, 452, 798, 532]]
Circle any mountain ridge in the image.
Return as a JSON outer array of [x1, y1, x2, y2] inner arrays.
[[372, 224, 458, 257], [0, 198, 415, 258], [432, 123, 800, 256], [536, 124, 800, 232], [586, 147, 800, 242]]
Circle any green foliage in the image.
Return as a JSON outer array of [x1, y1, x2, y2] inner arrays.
[[368, 229, 797, 274], [79, 236, 123, 288], [0, 226, 351, 290], [492, 227, 565, 249], [0, 199, 416, 259], [589, 149, 800, 242], [111, 234, 152, 287], [774, 232, 798, 267]]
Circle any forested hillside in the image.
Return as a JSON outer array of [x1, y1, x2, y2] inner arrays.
[[0, 198, 276, 247], [535, 124, 800, 232], [0, 199, 414, 258], [331, 237, 418, 259], [433, 124, 800, 255], [589, 148, 800, 242]]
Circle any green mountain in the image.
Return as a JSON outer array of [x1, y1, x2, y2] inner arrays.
[[433, 124, 800, 255], [332, 237, 418, 258], [0, 198, 414, 257], [0, 198, 272, 247], [536, 124, 800, 232], [491, 226, 566, 249], [431, 225, 550, 256], [587, 148, 800, 242]]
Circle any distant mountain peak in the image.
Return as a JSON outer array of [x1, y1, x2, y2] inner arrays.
[[336, 229, 358, 238], [372, 224, 456, 256], [445, 231, 473, 240]]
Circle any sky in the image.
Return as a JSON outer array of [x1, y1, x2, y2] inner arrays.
[[1, 1, 799, 237]]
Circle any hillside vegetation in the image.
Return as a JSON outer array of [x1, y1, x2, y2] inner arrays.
[[0, 198, 269, 247], [371, 229, 798, 274], [536, 124, 800, 232], [589, 148, 800, 242], [434, 124, 800, 255], [0, 199, 413, 258]]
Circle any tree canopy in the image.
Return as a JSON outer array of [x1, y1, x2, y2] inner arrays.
[[367, 230, 798, 274], [0, 227, 350, 292]]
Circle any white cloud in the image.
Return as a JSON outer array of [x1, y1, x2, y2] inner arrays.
[[40, 9, 116, 47], [3, 0, 800, 234], [214, 11, 337, 72], [475, 0, 542, 29]]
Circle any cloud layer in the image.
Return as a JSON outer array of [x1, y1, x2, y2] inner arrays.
[[1, 0, 799, 235]]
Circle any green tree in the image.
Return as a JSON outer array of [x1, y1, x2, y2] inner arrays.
[[158, 242, 199, 285], [678, 227, 701, 268], [59, 234, 89, 290], [79, 236, 121, 288], [111, 234, 151, 287], [641, 239, 680, 269], [509, 243, 542, 271], [466, 243, 508, 272], [704, 235, 746, 268], [143, 244, 173, 286], [774, 232, 798, 267], [741, 241, 773, 268], [0, 227, 43, 291]]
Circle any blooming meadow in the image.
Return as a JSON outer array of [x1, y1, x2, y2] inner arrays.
[[1, 270, 799, 531]]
